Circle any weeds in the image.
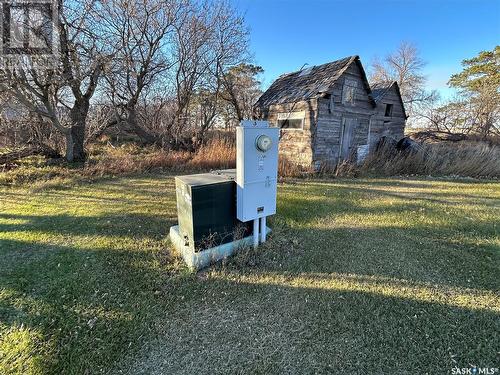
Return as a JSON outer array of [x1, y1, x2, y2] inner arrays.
[[2, 138, 499, 187], [278, 157, 314, 178], [360, 140, 500, 178], [188, 138, 235, 170], [0, 139, 236, 186]]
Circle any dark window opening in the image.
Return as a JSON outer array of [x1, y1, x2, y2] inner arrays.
[[278, 119, 303, 129], [385, 103, 393, 117]]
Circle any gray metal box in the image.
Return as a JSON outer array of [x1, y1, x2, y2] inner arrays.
[[236, 121, 279, 222], [175, 171, 251, 252]]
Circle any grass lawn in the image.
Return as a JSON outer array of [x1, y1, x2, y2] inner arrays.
[[0, 175, 499, 374]]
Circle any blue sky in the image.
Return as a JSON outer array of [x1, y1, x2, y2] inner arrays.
[[233, 0, 500, 99]]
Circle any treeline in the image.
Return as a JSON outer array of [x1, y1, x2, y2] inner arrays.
[[418, 46, 499, 139], [1, 5, 498, 165], [0, 0, 261, 161]]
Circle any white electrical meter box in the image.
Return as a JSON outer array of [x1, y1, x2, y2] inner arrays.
[[236, 120, 279, 222]]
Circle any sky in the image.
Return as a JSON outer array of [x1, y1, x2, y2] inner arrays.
[[232, 0, 500, 99]]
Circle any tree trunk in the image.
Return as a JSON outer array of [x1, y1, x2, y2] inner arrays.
[[67, 101, 89, 162], [127, 105, 158, 144], [70, 120, 86, 161], [229, 89, 243, 121], [65, 132, 74, 162]]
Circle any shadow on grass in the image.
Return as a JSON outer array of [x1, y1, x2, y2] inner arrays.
[[118, 265, 500, 375], [275, 181, 499, 292], [2, 234, 498, 375], [1, 176, 499, 374], [298, 178, 500, 206], [0, 237, 186, 374], [0, 212, 175, 240]]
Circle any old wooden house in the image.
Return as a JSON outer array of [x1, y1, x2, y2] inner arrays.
[[254, 56, 407, 166], [368, 81, 407, 149]]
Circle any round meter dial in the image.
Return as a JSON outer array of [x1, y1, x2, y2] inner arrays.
[[255, 134, 272, 152]]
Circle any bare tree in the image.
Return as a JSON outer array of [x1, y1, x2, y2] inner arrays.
[[98, 0, 182, 144], [220, 63, 262, 125], [0, 0, 107, 161], [370, 41, 437, 122], [417, 94, 470, 134], [1, 0, 251, 155], [467, 83, 500, 136], [418, 46, 500, 137], [172, 0, 249, 144], [448, 46, 500, 137], [169, 1, 216, 144], [0, 96, 52, 148]]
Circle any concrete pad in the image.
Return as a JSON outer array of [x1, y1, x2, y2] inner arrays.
[[169, 225, 271, 271]]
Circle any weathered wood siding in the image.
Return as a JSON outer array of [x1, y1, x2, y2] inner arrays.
[[264, 100, 317, 165], [257, 61, 407, 167], [314, 63, 373, 164], [369, 85, 406, 149]]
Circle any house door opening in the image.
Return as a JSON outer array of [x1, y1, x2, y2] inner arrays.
[[340, 117, 357, 161]]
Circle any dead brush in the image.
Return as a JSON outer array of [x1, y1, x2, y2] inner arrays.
[[83, 138, 235, 177], [315, 160, 358, 178], [195, 223, 258, 270], [188, 138, 236, 170], [84, 147, 139, 177], [360, 140, 500, 178], [221, 222, 305, 271], [138, 150, 191, 172], [278, 157, 314, 178]]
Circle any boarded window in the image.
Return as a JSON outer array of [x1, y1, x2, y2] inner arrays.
[[342, 79, 357, 105], [278, 119, 303, 129], [277, 111, 305, 130], [385, 104, 393, 117]]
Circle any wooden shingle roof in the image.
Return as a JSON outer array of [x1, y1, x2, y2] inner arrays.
[[255, 55, 373, 108], [370, 81, 395, 102]]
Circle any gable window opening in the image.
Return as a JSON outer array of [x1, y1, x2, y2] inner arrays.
[[344, 87, 355, 104], [385, 103, 393, 117], [342, 79, 357, 105]]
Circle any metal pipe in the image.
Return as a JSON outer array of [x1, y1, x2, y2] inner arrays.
[[253, 219, 259, 249], [260, 216, 266, 243]]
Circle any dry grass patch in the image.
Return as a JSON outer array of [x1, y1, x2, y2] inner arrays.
[[0, 139, 236, 186], [361, 141, 500, 178]]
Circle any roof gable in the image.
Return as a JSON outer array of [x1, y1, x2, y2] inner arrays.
[[371, 81, 407, 119], [255, 56, 374, 108]]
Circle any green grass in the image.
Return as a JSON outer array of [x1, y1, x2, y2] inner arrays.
[[0, 175, 499, 374]]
